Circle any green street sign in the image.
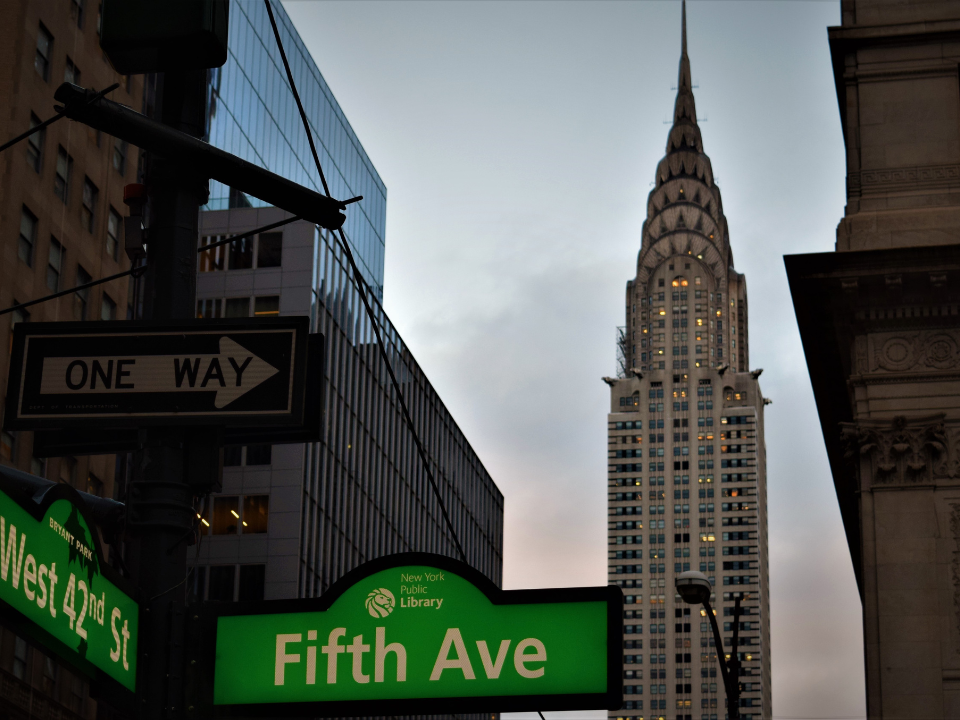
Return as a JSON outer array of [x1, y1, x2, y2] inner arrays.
[[0, 472, 139, 696], [201, 553, 622, 716]]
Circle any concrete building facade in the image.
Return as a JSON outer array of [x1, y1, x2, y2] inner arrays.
[[786, 0, 960, 717], [608, 7, 770, 720]]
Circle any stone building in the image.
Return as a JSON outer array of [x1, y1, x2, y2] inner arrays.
[[0, 1, 142, 718], [786, 1, 960, 717], [607, 6, 771, 720]]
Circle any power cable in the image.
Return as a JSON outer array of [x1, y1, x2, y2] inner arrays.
[[0, 265, 146, 317], [0, 83, 119, 154], [263, 0, 468, 564]]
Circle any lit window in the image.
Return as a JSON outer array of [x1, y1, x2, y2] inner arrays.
[[253, 296, 279, 317], [212, 497, 240, 535]]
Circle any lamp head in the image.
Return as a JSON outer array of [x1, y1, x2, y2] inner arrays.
[[675, 570, 712, 605]]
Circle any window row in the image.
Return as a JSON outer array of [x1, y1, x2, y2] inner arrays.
[[196, 295, 280, 319], [19, 202, 124, 273], [199, 495, 269, 535], [190, 563, 265, 603], [199, 232, 283, 272]]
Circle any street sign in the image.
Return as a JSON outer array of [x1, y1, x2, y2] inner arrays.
[[5, 318, 309, 430], [0, 470, 139, 696], [198, 553, 622, 717]]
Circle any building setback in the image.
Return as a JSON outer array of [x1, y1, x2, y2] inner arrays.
[[786, 0, 960, 716], [607, 7, 771, 720]]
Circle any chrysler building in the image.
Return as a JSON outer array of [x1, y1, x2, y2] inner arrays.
[[606, 4, 771, 719]]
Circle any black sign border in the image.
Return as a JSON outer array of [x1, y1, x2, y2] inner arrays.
[[0, 468, 140, 713], [5, 317, 309, 430], [196, 551, 623, 718]]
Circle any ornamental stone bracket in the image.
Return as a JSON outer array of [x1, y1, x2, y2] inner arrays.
[[840, 414, 958, 489]]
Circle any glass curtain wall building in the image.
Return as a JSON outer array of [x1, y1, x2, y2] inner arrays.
[[203, 0, 385, 298], [196, 209, 504, 599], [192, 1, 504, 598]]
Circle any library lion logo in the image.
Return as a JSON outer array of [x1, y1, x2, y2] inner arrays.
[[365, 588, 395, 618]]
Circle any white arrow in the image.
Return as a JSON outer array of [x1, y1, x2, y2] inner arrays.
[[40, 337, 279, 409]]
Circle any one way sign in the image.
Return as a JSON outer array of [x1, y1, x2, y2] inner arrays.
[[5, 318, 310, 429]]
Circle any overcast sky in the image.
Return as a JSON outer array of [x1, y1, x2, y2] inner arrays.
[[282, 2, 864, 718]]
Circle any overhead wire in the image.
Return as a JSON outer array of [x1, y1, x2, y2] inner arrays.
[[0, 83, 119, 154], [0, 265, 146, 317], [263, 0, 468, 565]]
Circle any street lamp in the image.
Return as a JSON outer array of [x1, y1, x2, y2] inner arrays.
[[675, 571, 742, 720]]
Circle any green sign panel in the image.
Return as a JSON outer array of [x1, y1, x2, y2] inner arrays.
[[0, 475, 139, 694], [204, 553, 622, 716]]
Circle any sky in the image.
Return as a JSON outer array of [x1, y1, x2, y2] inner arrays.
[[281, 2, 865, 718]]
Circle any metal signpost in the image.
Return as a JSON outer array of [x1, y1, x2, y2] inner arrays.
[[0, 473, 139, 698], [5, 318, 309, 429], [197, 553, 623, 717]]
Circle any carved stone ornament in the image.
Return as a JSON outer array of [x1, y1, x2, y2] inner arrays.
[[840, 414, 957, 489], [869, 331, 960, 373]]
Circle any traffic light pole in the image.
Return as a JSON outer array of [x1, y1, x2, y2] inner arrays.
[[125, 69, 208, 720]]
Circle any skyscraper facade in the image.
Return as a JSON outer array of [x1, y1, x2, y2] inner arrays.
[[607, 9, 770, 720]]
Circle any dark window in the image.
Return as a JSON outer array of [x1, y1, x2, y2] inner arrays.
[[100, 293, 116, 321], [35, 24, 52, 81], [47, 237, 63, 291], [245, 444, 272, 465], [189, 566, 206, 603], [212, 496, 239, 535], [253, 296, 279, 317], [13, 636, 29, 679], [54, 146, 72, 203], [228, 236, 253, 269], [238, 565, 265, 602], [70, 0, 85, 28], [81, 177, 98, 232], [112, 138, 127, 175], [27, 113, 44, 172], [242, 495, 269, 533], [208, 565, 235, 602], [75, 265, 91, 320], [19, 206, 37, 265], [224, 297, 249, 318], [107, 207, 121, 260], [196, 298, 222, 319], [64, 56, 80, 85], [257, 232, 282, 268], [223, 445, 242, 466]]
